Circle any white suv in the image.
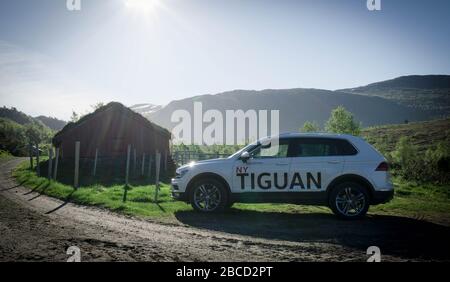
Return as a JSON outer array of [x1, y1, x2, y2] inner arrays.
[[171, 133, 393, 219]]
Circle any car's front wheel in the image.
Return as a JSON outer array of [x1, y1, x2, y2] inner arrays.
[[189, 179, 228, 212], [329, 182, 370, 219]]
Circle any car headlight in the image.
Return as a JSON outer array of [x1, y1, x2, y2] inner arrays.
[[175, 168, 189, 179]]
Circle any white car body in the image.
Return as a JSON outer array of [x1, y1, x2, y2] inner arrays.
[[171, 133, 393, 215]]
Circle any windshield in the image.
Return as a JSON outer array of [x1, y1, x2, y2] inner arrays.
[[228, 141, 259, 158]]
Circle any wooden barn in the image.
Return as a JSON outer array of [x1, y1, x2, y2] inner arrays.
[[52, 102, 171, 160]]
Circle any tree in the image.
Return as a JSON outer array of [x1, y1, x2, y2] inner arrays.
[[325, 106, 361, 136], [70, 111, 79, 123], [25, 124, 41, 144], [91, 102, 105, 111], [300, 121, 320, 132]]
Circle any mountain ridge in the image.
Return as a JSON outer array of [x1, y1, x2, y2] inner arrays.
[[338, 75, 450, 113], [142, 87, 432, 135]]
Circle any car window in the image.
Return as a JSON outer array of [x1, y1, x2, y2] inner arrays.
[[335, 139, 358, 155], [292, 138, 357, 157], [251, 140, 289, 159]]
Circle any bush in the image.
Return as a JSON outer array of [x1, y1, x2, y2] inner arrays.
[[300, 121, 320, 132], [391, 137, 449, 183], [0, 118, 28, 156], [325, 106, 361, 136]]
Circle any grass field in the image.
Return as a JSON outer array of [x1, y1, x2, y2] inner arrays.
[[362, 118, 450, 153], [12, 161, 450, 225]]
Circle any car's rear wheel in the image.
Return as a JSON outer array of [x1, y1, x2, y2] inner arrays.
[[189, 178, 228, 212], [329, 182, 369, 219]]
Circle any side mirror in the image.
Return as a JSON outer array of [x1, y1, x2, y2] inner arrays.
[[240, 151, 250, 163]]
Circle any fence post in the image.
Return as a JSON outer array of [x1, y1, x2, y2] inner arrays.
[[125, 144, 131, 186], [28, 142, 34, 171], [74, 141, 80, 188], [148, 155, 153, 181], [133, 148, 137, 174], [36, 143, 40, 177], [53, 147, 59, 180], [93, 148, 98, 176], [48, 147, 53, 179], [163, 151, 167, 172], [154, 151, 161, 202], [141, 153, 145, 176]]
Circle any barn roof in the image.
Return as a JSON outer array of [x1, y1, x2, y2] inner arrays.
[[53, 102, 171, 143]]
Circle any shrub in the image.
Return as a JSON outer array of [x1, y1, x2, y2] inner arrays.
[[391, 137, 449, 183], [300, 121, 320, 132], [325, 106, 361, 136]]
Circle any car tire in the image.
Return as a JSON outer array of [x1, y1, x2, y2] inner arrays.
[[225, 200, 234, 209], [189, 178, 228, 212], [329, 182, 370, 219]]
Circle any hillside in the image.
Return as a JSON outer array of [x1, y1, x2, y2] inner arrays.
[[339, 75, 450, 115], [35, 115, 67, 131], [145, 88, 430, 136], [0, 106, 36, 125], [362, 118, 450, 153]]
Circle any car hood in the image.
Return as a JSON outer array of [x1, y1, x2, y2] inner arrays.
[[178, 158, 231, 170]]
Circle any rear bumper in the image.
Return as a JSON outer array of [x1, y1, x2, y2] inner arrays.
[[371, 190, 394, 205]]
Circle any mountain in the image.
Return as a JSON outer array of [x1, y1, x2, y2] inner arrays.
[[142, 88, 431, 137], [34, 116, 67, 131], [0, 106, 36, 125], [0, 106, 66, 131], [339, 75, 450, 115], [130, 103, 162, 115], [0, 106, 55, 156]]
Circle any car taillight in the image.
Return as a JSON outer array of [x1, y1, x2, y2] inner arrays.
[[375, 162, 389, 171]]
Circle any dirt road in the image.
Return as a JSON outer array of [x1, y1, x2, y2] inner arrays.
[[1, 158, 449, 261]]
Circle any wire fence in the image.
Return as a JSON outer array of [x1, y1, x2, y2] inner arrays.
[[172, 150, 229, 166], [30, 142, 175, 189]]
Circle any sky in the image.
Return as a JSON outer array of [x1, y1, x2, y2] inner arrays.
[[0, 0, 449, 120]]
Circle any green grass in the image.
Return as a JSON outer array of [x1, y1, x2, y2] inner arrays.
[[0, 150, 13, 161], [13, 161, 450, 224], [370, 179, 450, 220], [13, 161, 192, 219]]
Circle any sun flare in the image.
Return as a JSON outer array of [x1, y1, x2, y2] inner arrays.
[[125, 0, 159, 15]]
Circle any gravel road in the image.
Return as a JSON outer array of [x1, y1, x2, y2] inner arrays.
[[1, 158, 449, 261]]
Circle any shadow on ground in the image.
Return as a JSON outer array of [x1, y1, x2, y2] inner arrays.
[[175, 209, 450, 261]]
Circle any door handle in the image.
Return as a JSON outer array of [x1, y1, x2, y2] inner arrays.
[[327, 160, 340, 164]]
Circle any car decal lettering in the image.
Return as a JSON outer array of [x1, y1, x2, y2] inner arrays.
[[237, 172, 322, 190], [289, 172, 305, 189], [250, 173, 255, 189], [274, 173, 288, 189], [257, 173, 271, 189], [307, 172, 321, 189], [236, 166, 248, 174], [236, 173, 248, 189]]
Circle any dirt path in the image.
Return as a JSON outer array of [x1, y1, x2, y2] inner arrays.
[[1, 158, 449, 261]]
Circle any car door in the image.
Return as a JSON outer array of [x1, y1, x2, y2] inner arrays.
[[289, 138, 344, 192], [232, 138, 292, 193]]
